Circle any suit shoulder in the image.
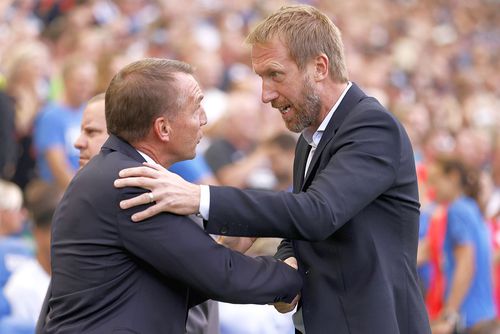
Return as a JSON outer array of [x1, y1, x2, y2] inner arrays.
[[343, 98, 402, 133], [73, 149, 143, 189]]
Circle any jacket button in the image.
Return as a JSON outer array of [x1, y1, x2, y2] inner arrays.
[[305, 269, 310, 275], [220, 226, 228, 234]]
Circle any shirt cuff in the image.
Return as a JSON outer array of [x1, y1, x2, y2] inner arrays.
[[199, 185, 210, 220]]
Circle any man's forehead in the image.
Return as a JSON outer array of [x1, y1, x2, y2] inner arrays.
[[83, 101, 105, 121]]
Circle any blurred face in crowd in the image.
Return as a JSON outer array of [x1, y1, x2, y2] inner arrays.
[[0, 207, 25, 235], [0, 182, 25, 236], [74, 99, 108, 167], [64, 62, 97, 107], [428, 163, 459, 203], [267, 144, 294, 185], [166, 73, 207, 162], [252, 37, 321, 133]]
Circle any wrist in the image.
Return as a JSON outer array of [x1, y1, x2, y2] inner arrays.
[[441, 309, 460, 325]]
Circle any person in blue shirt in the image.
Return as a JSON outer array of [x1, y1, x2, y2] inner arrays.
[[0, 180, 33, 319], [33, 57, 96, 191], [429, 156, 499, 333]]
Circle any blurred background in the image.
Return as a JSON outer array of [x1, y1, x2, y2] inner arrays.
[[0, 0, 498, 333]]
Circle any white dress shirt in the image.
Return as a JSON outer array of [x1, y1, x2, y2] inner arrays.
[[199, 81, 352, 220]]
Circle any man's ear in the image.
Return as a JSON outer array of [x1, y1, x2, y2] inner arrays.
[[313, 53, 329, 81], [153, 116, 171, 142]]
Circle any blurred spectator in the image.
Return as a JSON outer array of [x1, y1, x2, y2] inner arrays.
[[1, 41, 51, 189], [204, 90, 269, 188], [428, 156, 498, 333], [33, 56, 96, 191], [0, 180, 33, 319], [263, 132, 297, 192], [3, 180, 60, 328], [219, 224, 294, 334], [0, 91, 17, 180]]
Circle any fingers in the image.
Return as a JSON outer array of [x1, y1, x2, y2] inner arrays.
[[142, 162, 166, 172], [218, 237, 257, 253], [118, 165, 159, 179], [273, 302, 293, 313], [120, 192, 152, 210], [273, 294, 300, 313], [130, 204, 163, 222], [114, 176, 155, 189]]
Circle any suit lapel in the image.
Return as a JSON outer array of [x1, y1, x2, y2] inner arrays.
[[302, 83, 367, 189]]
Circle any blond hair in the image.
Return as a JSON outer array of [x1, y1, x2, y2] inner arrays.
[[0, 180, 23, 211], [246, 5, 348, 83]]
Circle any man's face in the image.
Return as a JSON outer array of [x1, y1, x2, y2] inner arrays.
[[167, 73, 207, 162], [251, 37, 322, 133], [64, 63, 97, 107], [74, 99, 108, 167]]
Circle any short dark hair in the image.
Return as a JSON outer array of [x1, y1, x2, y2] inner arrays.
[[266, 132, 297, 151], [24, 180, 62, 230], [105, 58, 193, 143], [436, 155, 480, 202]]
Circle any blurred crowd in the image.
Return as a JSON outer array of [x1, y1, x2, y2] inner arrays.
[[0, 0, 498, 333]]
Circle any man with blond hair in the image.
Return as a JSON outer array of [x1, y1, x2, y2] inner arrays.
[[115, 5, 431, 333]]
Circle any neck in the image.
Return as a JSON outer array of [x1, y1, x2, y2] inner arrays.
[[37, 251, 51, 275], [63, 96, 82, 109], [133, 141, 171, 168], [313, 80, 348, 130]]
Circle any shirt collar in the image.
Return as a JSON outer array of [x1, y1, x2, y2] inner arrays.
[[303, 81, 352, 148], [136, 150, 156, 164]]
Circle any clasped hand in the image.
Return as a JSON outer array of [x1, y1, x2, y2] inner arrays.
[[273, 257, 300, 313]]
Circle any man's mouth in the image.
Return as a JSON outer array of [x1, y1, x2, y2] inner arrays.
[[277, 105, 291, 114]]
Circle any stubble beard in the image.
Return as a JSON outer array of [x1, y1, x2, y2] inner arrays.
[[286, 78, 322, 133]]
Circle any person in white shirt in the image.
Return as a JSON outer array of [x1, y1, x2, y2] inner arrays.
[[3, 180, 60, 326]]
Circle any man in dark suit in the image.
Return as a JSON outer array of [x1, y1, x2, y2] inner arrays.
[[115, 5, 431, 334], [36, 58, 302, 334], [72, 93, 221, 334]]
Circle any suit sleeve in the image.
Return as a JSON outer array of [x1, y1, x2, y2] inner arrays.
[[205, 108, 400, 241], [116, 187, 302, 305]]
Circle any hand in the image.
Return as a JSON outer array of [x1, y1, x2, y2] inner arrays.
[[430, 319, 454, 334], [273, 257, 299, 313], [431, 311, 460, 334], [274, 293, 300, 314], [114, 162, 201, 221], [217, 236, 257, 253], [284, 257, 298, 270]]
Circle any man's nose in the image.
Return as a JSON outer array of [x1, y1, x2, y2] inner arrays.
[[74, 134, 86, 150], [200, 108, 208, 126], [261, 81, 279, 104]]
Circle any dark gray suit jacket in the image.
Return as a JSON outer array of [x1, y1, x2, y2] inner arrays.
[[37, 135, 301, 334], [205, 83, 431, 333]]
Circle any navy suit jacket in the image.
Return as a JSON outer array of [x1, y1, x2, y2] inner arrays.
[[37, 135, 301, 334], [205, 83, 431, 333]]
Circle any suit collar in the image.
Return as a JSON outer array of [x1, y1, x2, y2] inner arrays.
[[302, 82, 367, 187], [101, 134, 147, 163]]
